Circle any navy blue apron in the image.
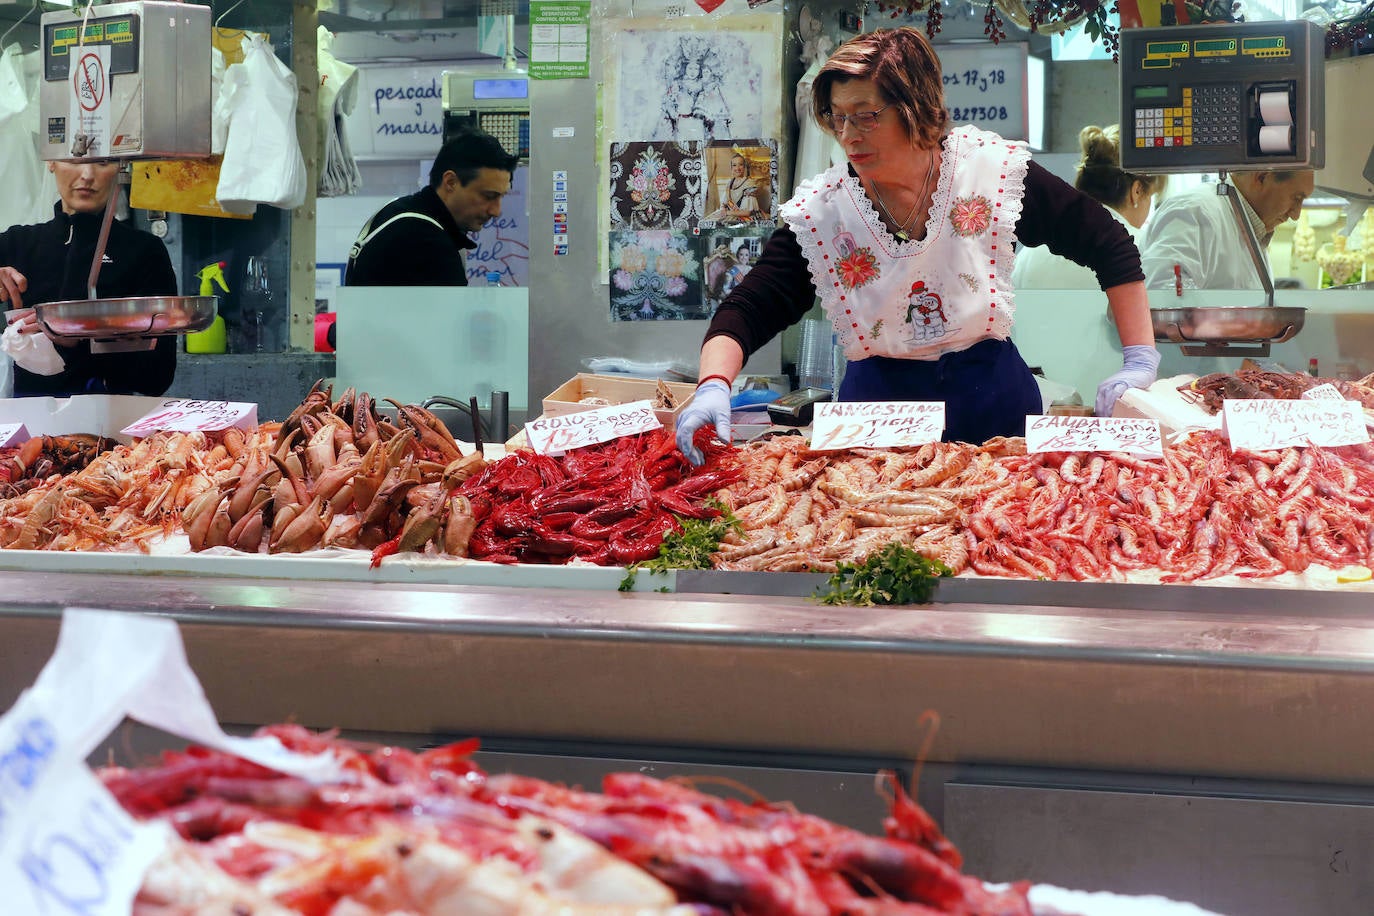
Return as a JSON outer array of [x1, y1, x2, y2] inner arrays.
[[838, 338, 1042, 444]]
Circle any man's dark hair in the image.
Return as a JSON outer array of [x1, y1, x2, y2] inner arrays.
[[428, 128, 520, 187]]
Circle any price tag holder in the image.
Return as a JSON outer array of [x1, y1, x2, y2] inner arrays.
[[120, 399, 258, 437], [1025, 415, 1163, 458], [809, 401, 944, 451], [525, 399, 661, 454], [1223, 398, 1371, 449], [1301, 383, 1345, 401], [0, 609, 348, 915], [0, 422, 29, 447]]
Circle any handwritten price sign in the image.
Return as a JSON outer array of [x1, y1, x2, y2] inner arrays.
[[120, 399, 258, 437], [0, 422, 29, 448], [810, 401, 944, 451], [525, 400, 661, 454], [1026, 415, 1163, 457], [1223, 398, 1370, 450]]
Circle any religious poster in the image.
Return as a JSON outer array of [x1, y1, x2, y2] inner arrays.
[[609, 230, 706, 321], [606, 23, 781, 143]]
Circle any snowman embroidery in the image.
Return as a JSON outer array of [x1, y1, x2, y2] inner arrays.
[[904, 280, 949, 342]]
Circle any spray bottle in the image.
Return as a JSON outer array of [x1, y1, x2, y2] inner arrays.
[[185, 261, 230, 353]]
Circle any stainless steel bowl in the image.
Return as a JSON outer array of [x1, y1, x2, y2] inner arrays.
[[1151, 306, 1306, 344], [35, 296, 218, 340]]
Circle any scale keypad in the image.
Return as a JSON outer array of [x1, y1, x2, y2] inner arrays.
[[1134, 84, 1242, 149]]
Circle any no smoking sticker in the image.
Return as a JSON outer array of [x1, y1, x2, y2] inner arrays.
[[67, 45, 110, 157], [74, 52, 105, 110]]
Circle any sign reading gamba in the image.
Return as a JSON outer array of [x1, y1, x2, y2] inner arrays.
[[1025, 415, 1163, 457]]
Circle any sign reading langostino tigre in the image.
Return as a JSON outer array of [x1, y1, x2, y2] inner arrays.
[[1025, 414, 1164, 458], [525, 399, 661, 454], [809, 401, 945, 451], [1223, 398, 1370, 450]]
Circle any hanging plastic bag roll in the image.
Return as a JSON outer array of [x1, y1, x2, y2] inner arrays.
[[216, 34, 307, 213]]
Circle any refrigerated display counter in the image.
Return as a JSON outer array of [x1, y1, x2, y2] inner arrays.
[[1, 566, 1373, 914]]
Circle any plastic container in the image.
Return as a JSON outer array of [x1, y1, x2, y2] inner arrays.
[[184, 314, 227, 353]]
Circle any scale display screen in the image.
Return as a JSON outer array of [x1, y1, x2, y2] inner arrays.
[[1194, 38, 1237, 54], [1134, 85, 1170, 100], [473, 78, 528, 101]]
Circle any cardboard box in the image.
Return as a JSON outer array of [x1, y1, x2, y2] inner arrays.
[[542, 373, 695, 432]]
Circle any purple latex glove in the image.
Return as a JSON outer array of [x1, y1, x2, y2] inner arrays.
[[675, 379, 731, 465], [1096, 345, 1161, 417]]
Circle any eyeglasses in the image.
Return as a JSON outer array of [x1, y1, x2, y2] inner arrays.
[[821, 105, 890, 133]]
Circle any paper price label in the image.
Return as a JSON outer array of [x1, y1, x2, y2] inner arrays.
[[525, 400, 661, 454], [1026, 415, 1164, 457], [1223, 398, 1370, 450], [0, 422, 29, 448], [1301, 383, 1345, 401], [120, 399, 258, 437], [810, 401, 944, 451]]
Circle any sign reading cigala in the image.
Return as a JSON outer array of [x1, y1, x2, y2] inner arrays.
[[348, 64, 447, 156]]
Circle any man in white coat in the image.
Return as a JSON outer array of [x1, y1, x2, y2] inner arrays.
[[1140, 169, 1314, 290]]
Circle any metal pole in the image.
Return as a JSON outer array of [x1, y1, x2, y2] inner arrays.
[[1217, 171, 1276, 309]]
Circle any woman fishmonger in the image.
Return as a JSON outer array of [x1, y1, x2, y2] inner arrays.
[[675, 28, 1159, 463]]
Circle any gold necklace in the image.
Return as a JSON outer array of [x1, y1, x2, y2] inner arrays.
[[870, 152, 936, 242]]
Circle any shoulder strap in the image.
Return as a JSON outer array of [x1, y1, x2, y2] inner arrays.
[[348, 211, 446, 261]]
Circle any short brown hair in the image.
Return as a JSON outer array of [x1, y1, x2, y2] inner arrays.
[[813, 28, 949, 149]]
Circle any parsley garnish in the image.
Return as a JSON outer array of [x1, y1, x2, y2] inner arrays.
[[618, 500, 743, 591], [815, 543, 953, 606]]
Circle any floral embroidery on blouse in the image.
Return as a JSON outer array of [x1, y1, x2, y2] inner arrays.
[[870, 318, 884, 338], [958, 272, 979, 292], [837, 247, 881, 289], [949, 194, 994, 238]]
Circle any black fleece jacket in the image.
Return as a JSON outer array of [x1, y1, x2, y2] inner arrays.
[[0, 203, 177, 396], [343, 186, 476, 287]]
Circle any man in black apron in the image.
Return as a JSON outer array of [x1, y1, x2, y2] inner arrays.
[[345, 127, 518, 287]]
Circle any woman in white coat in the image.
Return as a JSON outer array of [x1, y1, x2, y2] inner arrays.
[[1012, 125, 1165, 289]]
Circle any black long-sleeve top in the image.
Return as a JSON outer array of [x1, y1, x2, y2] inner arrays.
[[343, 186, 476, 287], [0, 203, 178, 396], [706, 160, 1145, 358]]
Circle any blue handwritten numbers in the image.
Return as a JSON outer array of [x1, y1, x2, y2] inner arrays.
[[0, 717, 57, 836], [21, 793, 135, 916]]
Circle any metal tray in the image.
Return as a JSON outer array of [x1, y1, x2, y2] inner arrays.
[[35, 295, 217, 340], [1151, 306, 1305, 344]]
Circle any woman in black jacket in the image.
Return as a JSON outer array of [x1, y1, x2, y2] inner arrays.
[[0, 159, 177, 397]]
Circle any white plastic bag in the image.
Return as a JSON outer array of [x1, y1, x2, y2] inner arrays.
[[210, 46, 228, 155], [0, 46, 57, 231], [216, 34, 307, 214], [1, 320, 65, 376]]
